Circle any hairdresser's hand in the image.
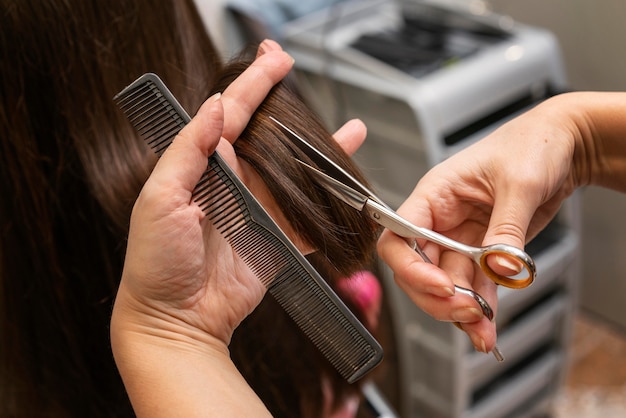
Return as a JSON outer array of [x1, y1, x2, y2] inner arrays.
[[377, 93, 596, 353], [114, 38, 295, 347], [112, 36, 366, 357], [111, 42, 294, 417]]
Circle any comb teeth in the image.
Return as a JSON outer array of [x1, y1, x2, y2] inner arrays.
[[115, 75, 189, 156], [114, 73, 383, 382]]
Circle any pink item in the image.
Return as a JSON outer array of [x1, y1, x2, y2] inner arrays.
[[336, 270, 382, 330]]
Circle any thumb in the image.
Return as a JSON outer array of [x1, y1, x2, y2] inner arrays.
[[482, 193, 537, 276], [152, 93, 224, 195]]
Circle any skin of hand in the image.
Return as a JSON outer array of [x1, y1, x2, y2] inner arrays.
[[110, 40, 368, 417], [377, 91, 626, 354]]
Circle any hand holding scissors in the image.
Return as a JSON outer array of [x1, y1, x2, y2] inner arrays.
[[271, 117, 537, 361]]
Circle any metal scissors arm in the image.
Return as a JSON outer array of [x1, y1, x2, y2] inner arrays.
[[363, 198, 535, 289]]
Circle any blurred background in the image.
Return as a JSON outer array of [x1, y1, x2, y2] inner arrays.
[[198, 1, 626, 416]]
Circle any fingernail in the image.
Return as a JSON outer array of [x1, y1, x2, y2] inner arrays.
[[468, 334, 488, 353], [452, 307, 483, 323], [209, 92, 221, 102], [430, 286, 455, 297], [258, 39, 276, 54], [494, 254, 523, 274]]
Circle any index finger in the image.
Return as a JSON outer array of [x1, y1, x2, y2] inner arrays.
[[377, 229, 454, 298], [221, 43, 294, 142]]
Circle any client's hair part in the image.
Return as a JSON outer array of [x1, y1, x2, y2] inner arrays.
[[216, 61, 379, 274], [212, 59, 382, 418]]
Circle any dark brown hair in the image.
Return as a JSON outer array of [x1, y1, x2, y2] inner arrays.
[[0, 1, 218, 416]]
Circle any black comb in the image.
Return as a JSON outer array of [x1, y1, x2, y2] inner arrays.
[[114, 73, 382, 383]]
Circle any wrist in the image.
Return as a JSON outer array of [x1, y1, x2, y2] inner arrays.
[[110, 288, 271, 417], [110, 282, 230, 360], [547, 92, 626, 192]]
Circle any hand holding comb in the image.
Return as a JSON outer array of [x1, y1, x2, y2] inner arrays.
[[114, 73, 383, 383]]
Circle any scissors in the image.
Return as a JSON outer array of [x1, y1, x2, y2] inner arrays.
[[271, 117, 537, 361]]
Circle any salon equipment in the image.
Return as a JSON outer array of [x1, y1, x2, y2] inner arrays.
[[271, 116, 537, 361], [114, 73, 383, 383]]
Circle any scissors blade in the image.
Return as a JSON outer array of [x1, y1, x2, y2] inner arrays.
[[297, 160, 418, 242], [296, 159, 370, 211], [270, 116, 384, 206]]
